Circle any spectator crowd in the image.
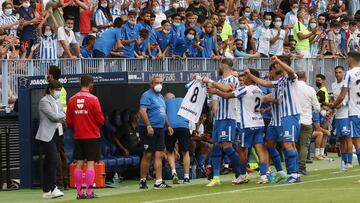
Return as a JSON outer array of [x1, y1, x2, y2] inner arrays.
[[0, 0, 359, 61]]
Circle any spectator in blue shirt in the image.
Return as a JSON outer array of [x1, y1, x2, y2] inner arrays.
[[340, 17, 350, 56], [138, 76, 173, 189], [80, 35, 96, 58], [148, 12, 159, 58], [93, 17, 124, 58], [185, 11, 202, 38], [232, 39, 260, 58], [118, 11, 141, 58], [173, 27, 202, 58], [171, 13, 186, 39], [155, 20, 174, 58], [135, 29, 150, 58], [136, 10, 152, 57], [164, 92, 191, 184], [17, 0, 39, 56], [201, 21, 220, 59]]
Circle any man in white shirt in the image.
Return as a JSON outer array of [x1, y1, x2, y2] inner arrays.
[[296, 71, 320, 175], [57, 15, 81, 59], [331, 66, 353, 168], [252, 13, 272, 57]]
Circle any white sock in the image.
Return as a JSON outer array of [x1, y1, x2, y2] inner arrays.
[[184, 174, 189, 179], [315, 148, 320, 156], [260, 175, 267, 180], [155, 179, 163, 185], [140, 178, 146, 181], [171, 169, 177, 175], [320, 148, 325, 155], [224, 164, 229, 168], [290, 173, 298, 178]]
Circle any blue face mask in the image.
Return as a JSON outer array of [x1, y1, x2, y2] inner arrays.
[[304, 19, 309, 26]]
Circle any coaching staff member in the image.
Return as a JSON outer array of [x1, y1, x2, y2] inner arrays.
[[36, 80, 65, 199], [139, 76, 173, 189], [66, 75, 104, 199]]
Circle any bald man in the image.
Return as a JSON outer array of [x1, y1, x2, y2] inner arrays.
[[165, 92, 191, 184], [296, 71, 321, 175]]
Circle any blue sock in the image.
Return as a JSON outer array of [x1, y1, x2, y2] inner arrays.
[[223, 147, 241, 174], [284, 151, 289, 173], [239, 163, 247, 175], [223, 155, 231, 165], [207, 151, 212, 166], [211, 144, 222, 177], [286, 150, 298, 174], [341, 153, 347, 163], [197, 154, 206, 167], [356, 149, 360, 166], [347, 153, 353, 164], [268, 148, 283, 172], [259, 162, 268, 176]]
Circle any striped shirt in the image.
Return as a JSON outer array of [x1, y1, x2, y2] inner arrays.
[[40, 35, 58, 60], [262, 0, 275, 13], [95, 9, 111, 37], [234, 28, 248, 51], [215, 75, 240, 121], [120, 0, 135, 15], [247, 0, 262, 12], [311, 0, 327, 19], [0, 14, 19, 36], [109, 0, 122, 16], [269, 87, 281, 126], [272, 75, 301, 118]]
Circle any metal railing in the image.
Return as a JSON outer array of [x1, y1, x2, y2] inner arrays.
[[0, 57, 348, 107]]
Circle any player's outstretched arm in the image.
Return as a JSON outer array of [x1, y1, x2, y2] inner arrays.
[[207, 87, 234, 99], [271, 56, 296, 80], [244, 69, 275, 88], [202, 77, 234, 92]]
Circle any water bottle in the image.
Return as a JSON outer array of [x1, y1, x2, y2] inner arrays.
[[114, 172, 119, 183], [191, 164, 197, 180]]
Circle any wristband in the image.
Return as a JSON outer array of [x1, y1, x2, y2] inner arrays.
[[208, 79, 214, 84]]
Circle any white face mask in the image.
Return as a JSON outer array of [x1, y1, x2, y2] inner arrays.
[[53, 90, 61, 100], [320, 110, 327, 117], [154, 84, 162, 93], [4, 9, 12, 16], [153, 6, 160, 13], [22, 2, 30, 8], [101, 3, 107, 8], [65, 26, 73, 31], [292, 8, 298, 14], [173, 3, 179, 9]]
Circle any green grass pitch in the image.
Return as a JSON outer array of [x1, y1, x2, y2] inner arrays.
[[2, 154, 360, 203]]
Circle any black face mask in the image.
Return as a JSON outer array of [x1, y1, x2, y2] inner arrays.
[[194, 0, 200, 5], [218, 69, 223, 76], [237, 47, 242, 51], [316, 82, 322, 88], [144, 20, 151, 25]]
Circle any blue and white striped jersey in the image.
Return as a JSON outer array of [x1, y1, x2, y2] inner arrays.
[[40, 35, 58, 60], [269, 86, 281, 126], [0, 14, 19, 36], [215, 75, 240, 121], [272, 75, 301, 118], [94, 9, 111, 36], [247, 0, 262, 12], [234, 85, 265, 129], [109, 0, 122, 16], [261, 0, 275, 13]]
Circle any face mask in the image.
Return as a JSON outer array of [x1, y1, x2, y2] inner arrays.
[[239, 24, 246, 29], [44, 31, 52, 37], [153, 6, 160, 13], [128, 20, 136, 25], [334, 29, 340, 34], [193, 0, 200, 5], [316, 81, 322, 88], [187, 34, 194, 40], [264, 20, 271, 27], [89, 33, 97, 37], [53, 90, 61, 100], [173, 3, 179, 9], [4, 9, 12, 16], [320, 109, 327, 117], [173, 22, 180, 27], [154, 84, 162, 93], [65, 26, 73, 31], [339, 0, 343, 6], [245, 12, 251, 18], [292, 8, 298, 14], [342, 25, 349, 30], [22, 2, 30, 8], [310, 23, 317, 29], [304, 19, 309, 26], [101, 3, 107, 8], [274, 21, 282, 28], [163, 29, 170, 34]]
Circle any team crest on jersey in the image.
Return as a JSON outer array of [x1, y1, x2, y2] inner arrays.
[[144, 144, 149, 150], [77, 99, 85, 109], [220, 131, 227, 137]]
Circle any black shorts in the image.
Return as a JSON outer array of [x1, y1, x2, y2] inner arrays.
[[139, 126, 165, 152], [73, 139, 101, 162], [165, 128, 191, 153]]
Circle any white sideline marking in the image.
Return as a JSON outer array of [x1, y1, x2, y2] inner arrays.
[[142, 175, 360, 203]]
